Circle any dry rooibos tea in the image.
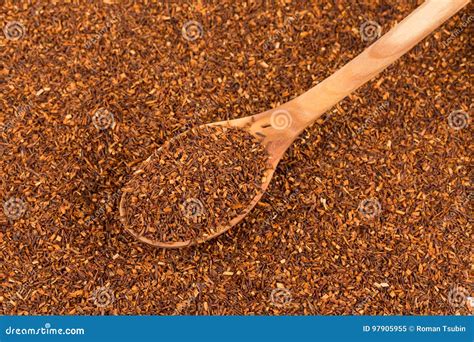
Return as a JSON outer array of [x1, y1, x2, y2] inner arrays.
[[120, 125, 271, 243]]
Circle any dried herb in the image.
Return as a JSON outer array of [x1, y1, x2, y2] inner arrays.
[[0, 1, 471, 316], [121, 125, 270, 244]]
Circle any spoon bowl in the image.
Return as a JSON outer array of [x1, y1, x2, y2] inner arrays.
[[118, 109, 293, 248]]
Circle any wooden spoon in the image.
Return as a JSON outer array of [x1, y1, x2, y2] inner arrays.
[[120, 0, 469, 248]]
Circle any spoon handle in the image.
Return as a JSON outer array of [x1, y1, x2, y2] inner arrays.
[[285, 0, 470, 132]]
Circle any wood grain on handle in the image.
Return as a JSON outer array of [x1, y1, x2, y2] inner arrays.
[[286, 0, 470, 130]]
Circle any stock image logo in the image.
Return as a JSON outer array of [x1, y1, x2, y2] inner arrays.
[[181, 198, 206, 223], [91, 286, 115, 308], [270, 109, 293, 130], [4, 322, 85, 336], [270, 287, 292, 308], [448, 110, 469, 130], [447, 285, 470, 308], [3, 21, 26, 40], [3, 197, 27, 220], [182, 20, 203, 42], [92, 108, 115, 130], [358, 198, 381, 219], [359, 20, 381, 43]]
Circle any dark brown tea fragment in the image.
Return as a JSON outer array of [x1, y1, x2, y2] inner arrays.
[[120, 125, 271, 244]]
